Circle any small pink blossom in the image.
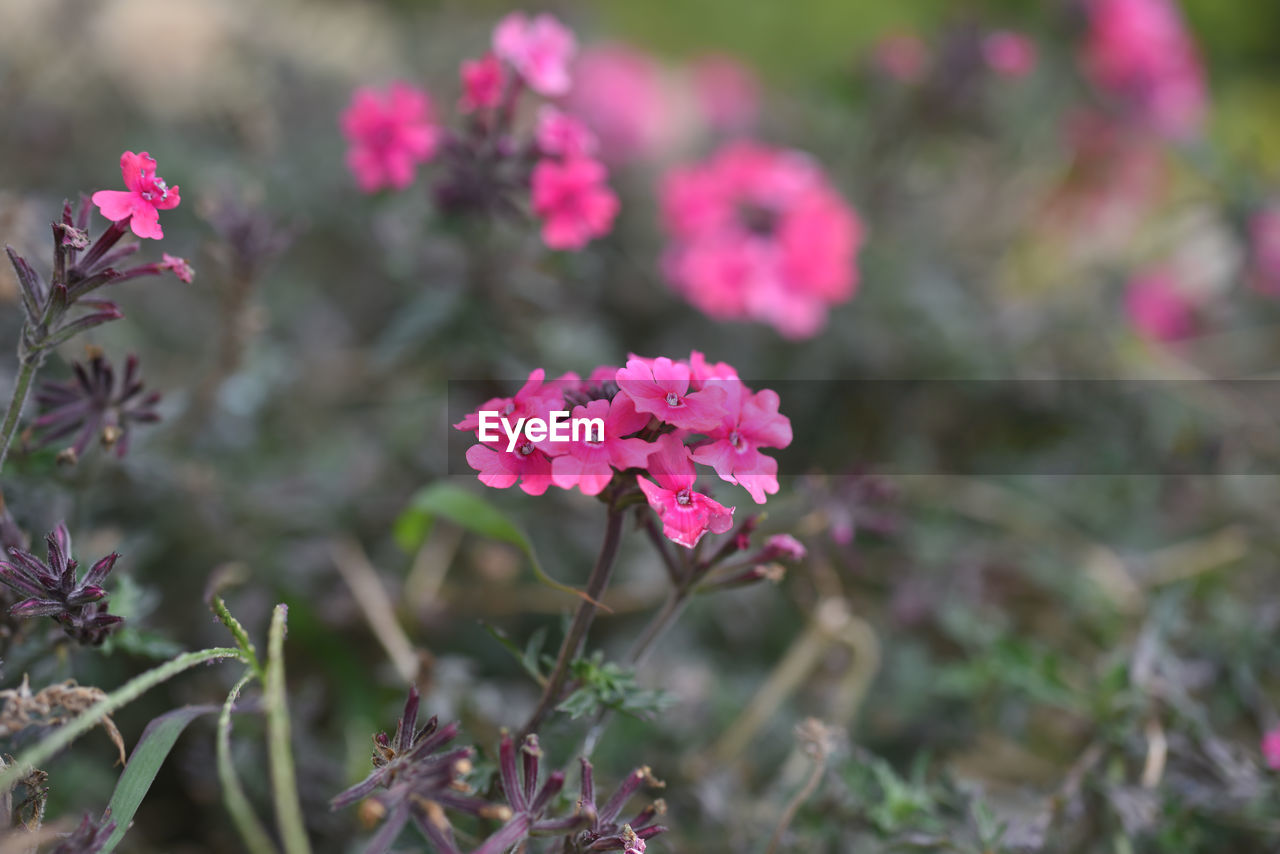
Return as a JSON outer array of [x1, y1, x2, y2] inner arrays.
[[637, 434, 734, 549], [982, 30, 1037, 78], [550, 396, 653, 495], [91, 151, 181, 240], [459, 53, 505, 113], [1125, 269, 1198, 342], [691, 387, 792, 504], [564, 44, 675, 164], [536, 106, 598, 158], [1081, 0, 1206, 139], [660, 141, 863, 338], [692, 54, 760, 132], [1249, 207, 1280, 296], [615, 357, 727, 432], [454, 369, 563, 432], [159, 254, 194, 283], [341, 82, 439, 193], [530, 157, 619, 250], [687, 350, 739, 391], [1263, 727, 1280, 770], [465, 442, 555, 496], [760, 534, 806, 562], [492, 12, 576, 97], [872, 33, 928, 83]]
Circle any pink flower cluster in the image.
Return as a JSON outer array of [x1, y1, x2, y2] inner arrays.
[[564, 45, 760, 166], [660, 141, 864, 339], [1081, 0, 1207, 140], [454, 353, 793, 549], [340, 11, 618, 251], [341, 82, 439, 193], [1263, 727, 1280, 770]]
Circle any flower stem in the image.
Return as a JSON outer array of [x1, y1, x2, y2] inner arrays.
[[265, 604, 312, 854], [0, 346, 42, 475], [626, 589, 690, 667], [518, 507, 625, 740]]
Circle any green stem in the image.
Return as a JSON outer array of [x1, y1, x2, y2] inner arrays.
[[626, 590, 690, 667], [0, 347, 42, 475], [265, 604, 311, 854], [518, 507, 625, 740], [0, 647, 246, 792], [218, 670, 279, 854]]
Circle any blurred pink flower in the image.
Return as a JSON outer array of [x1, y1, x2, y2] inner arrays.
[[692, 54, 760, 132], [1125, 269, 1198, 342], [1263, 727, 1280, 770], [564, 44, 673, 163], [536, 106, 598, 158], [492, 11, 576, 97], [453, 369, 561, 432], [459, 53, 504, 113], [530, 157, 619, 250], [637, 434, 735, 549], [871, 32, 928, 83], [91, 151, 181, 240], [660, 141, 864, 338], [982, 30, 1037, 78], [1249, 207, 1280, 296], [1081, 0, 1206, 139], [340, 82, 439, 193]]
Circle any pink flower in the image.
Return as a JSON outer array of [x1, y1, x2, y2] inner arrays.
[[1263, 727, 1280, 770], [691, 387, 792, 504], [1125, 269, 1198, 342], [660, 141, 864, 338], [1249, 207, 1280, 296], [982, 30, 1037, 78], [530, 157, 619, 250], [1081, 0, 1206, 140], [465, 442, 555, 496], [550, 396, 653, 495], [341, 82, 439, 193], [159, 254, 194, 283], [564, 44, 676, 164], [872, 33, 928, 83], [637, 434, 734, 549], [687, 350, 739, 390], [91, 151, 181, 240], [615, 357, 727, 432], [536, 106, 597, 158], [460, 53, 505, 113], [692, 54, 760, 132], [492, 12, 576, 97], [454, 369, 562, 432]]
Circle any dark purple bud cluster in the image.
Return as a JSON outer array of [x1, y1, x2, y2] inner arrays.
[[0, 524, 123, 646], [31, 352, 161, 462]]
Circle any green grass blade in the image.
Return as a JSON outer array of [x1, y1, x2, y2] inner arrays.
[[265, 604, 312, 854]]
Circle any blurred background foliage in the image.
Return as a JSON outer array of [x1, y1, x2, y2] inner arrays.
[[2, 0, 1280, 852]]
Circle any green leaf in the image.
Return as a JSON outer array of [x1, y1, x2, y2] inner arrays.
[[265, 604, 312, 854], [482, 623, 547, 685], [554, 652, 674, 721], [395, 482, 603, 605], [0, 646, 247, 793], [101, 704, 222, 853]]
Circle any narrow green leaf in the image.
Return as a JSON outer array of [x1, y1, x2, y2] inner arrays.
[[481, 623, 546, 685], [395, 482, 603, 605], [0, 647, 246, 792], [101, 704, 222, 853], [265, 604, 311, 854], [218, 670, 278, 854]]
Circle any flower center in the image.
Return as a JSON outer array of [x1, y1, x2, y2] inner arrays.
[[676, 488, 692, 506], [729, 430, 742, 448], [665, 392, 681, 407], [518, 441, 534, 456], [738, 203, 779, 237]]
